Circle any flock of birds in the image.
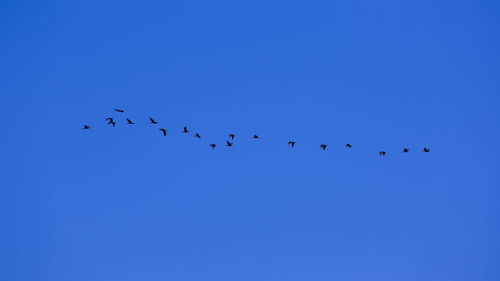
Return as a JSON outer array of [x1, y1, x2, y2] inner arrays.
[[82, 108, 431, 155]]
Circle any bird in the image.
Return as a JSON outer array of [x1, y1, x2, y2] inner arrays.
[[345, 143, 352, 148], [114, 109, 124, 113], [183, 126, 189, 133], [226, 141, 233, 147], [403, 148, 410, 153], [194, 133, 201, 139], [82, 125, 90, 129], [423, 148, 430, 152], [210, 144, 216, 149], [228, 134, 235, 140], [126, 118, 135, 124], [159, 128, 167, 136], [320, 144, 327, 150], [288, 141, 296, 147], [252, 134, 259, 139], [379, 151, 386, 156], [106, 118, 115, 127], [149, 117, 158, 124]]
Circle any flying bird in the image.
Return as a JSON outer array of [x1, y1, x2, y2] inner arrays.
[[126, 118, 135, 124], [379, 151, 386, 156], [252, 134, 259, 139], [159, 128, 167, 136], [210, 144, 216, 149], [226, 141, 233, 147], [183, 126, 189, 133], [320, 144, 327, 150], [403, 148, 410, 153], [345, 143, 352, 148], [106, 118, 115, 127], [228, 134, 235, 140], [288, 141, 296, 147], [149, 117, 158, 124], [423, 148, 430, 152], [194, 133, 201, 139], [82, 125, 90, 129], [114, 109, 124, 113]]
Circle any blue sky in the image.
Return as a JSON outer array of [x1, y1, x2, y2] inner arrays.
[[1, 0, 499, 280]]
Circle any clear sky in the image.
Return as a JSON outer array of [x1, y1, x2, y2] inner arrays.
[[1, 0, 499, 280]]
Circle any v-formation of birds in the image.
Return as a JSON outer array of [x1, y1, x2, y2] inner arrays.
[[82, 109, 431, 155]]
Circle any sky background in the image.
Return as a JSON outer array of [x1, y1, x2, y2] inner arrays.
[[1, 0, 499, 280]]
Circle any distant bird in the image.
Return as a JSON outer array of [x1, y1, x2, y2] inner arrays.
[[126, 118, 135, 124], [159, 128, 167, 136], [252, 134, 259, 139], [82, 125, 90, 129], [379, 151, 386, 156], [403, 148, 410, 153], [288, 141, 296, 147], [228, 134, 235, 140], [226, 141, 233, 147], [194, 133, 201, 139], [423, 148, 430, 152], [114, 109, 124, 113], [320, 144, 327, 150], [345, 143, 352, 148], [106, 118, 115, 127], [183, 126, 189, 133], [210, 144, 216, 149], [149, 117, 158, 124]]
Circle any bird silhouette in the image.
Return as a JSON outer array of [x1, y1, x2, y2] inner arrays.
[[403, 148, 410, 153], [379, 151, 386, 156], [320, 144, 327, 150], [149, 117, 158, 124], [345, 143, 352, 148], [228, 134, 235, 140], [252, 134, 259, 139], [194, 133, 201, 139], [159, 128, 167, 136], [126, 118, 135, 124], [183, 126, 189, 133], [423, 148, 430, 152], [114, 109, 124, 113], [106, 117, 114, 123], [226, 141, 233, 147], [82, 125, 90, 129], [210, 144, 216, 149], [288, 141, 296, 147]]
